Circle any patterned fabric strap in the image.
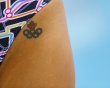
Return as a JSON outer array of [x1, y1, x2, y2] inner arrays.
[[0, 0, 51, 62]]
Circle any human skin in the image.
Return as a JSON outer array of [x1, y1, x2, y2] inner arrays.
[[0, 0, 75, 88]]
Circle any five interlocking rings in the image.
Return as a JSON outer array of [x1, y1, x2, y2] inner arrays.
[[23, 28, 42, 39]]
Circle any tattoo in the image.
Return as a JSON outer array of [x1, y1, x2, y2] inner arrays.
[[23, 21, 43, 39]]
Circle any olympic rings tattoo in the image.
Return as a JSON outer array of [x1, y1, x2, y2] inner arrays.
[[23, 21, 43, 39]]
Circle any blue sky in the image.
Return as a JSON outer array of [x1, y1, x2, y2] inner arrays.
[[63, 0, 110, 88]]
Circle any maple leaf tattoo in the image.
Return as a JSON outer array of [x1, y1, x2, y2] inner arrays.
[[23, 21, 43, 39]]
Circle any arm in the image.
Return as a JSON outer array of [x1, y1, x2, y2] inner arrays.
[[0, 0, 75, 88]]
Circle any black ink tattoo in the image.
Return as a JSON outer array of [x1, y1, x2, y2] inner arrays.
[[23, 21, 43, 39]]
